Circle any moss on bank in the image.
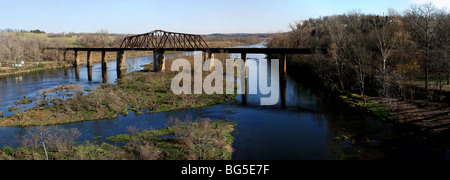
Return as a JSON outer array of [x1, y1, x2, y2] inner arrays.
[[339, 93, 397, 122]]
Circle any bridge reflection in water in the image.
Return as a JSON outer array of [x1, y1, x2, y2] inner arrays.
[[69, 51, 290, 107], [73, 64, 127, 84]]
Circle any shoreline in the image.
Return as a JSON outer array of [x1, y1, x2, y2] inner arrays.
[[0, 63, 73, 78], [0, 40, 259, 78], [0, 119, 236, 160], [0, 55, 238, 127]]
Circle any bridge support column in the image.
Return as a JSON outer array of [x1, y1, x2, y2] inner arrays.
[[153, 50, 165, 72], [280, 54, 287, 108], [63, 50, 67, 61], [117, 50, 127, 70], [241, 53, 248, 105], [101, 51, 107, 69], [203, 51, 208, 68], [203, 51, 215, 71], [74, 51, 80, 67], [87, 51, 93, 67], [209, 52, 215, 71], [203, 51, 207, 62]]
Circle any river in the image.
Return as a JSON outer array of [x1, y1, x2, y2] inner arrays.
[[0, 44, 448, 160]]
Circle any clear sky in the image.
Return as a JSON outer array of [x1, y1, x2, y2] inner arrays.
[[0, 0, 448, 34]]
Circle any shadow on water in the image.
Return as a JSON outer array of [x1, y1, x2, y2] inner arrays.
[[0, 44, 449, 160]]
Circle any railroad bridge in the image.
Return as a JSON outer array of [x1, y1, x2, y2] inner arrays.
[[46, 30, 325, 73], [45, 30, 327, 106]]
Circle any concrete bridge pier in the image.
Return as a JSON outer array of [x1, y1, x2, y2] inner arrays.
[[209, 52, 215, 71], [87, 51, 93, 67], [117, 50, 127, 70], [63, 50, 67, 61], [153, 49, 166, 72], [203, 51, 215, 71], [117, 50, 127, 79], [74, 51, 80, 67], [203, 51, 207, 62], [101, 51, 107, 70]]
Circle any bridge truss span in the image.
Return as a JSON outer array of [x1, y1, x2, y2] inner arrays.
[[120, 30, 209, 50]]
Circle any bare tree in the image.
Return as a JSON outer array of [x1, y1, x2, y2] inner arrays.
[[29, 39, 42, 66], [345, 11, 374, 105], [348, 37, 372, 105], [268, 32, 290, 48], [405, 2, 446, 98], [0, 36, 7, 65], [4, 34, 15, 63], [9, 35, 25, 65], [325, 16, 348, 91], [76, 33, 97, 48], [112, 34, 128, 47], [97, 29, 111, 48], [435, 13, 450, 85], [288, 21, 312, 48], [372, 11, 400, 95]]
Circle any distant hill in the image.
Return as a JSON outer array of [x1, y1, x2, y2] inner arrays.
[[205, 33, 272, 38]]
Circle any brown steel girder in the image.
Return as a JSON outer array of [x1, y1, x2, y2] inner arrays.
[[120, 30, 209, 50]]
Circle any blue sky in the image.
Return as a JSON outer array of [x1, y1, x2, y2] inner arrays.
[[0, 0, 447, 34]]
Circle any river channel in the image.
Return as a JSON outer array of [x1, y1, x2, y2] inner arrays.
[[0, 44, 448, 160]]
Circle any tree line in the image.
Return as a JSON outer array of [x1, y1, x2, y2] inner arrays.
[[269, 2, 450, 104], [0, 33, 48, 66], [1, 29, 45, 34], [0, 29, 127, 66], [0, 28, 267, 68]]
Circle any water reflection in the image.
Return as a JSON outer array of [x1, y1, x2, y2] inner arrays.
[[102, 68, 108, 84], [88, 66, 93, 81], [75, 66, 80, 80], [280, 77, 287, 108]]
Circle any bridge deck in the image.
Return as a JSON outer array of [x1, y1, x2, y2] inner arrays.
[[45, 47, 327, 54]]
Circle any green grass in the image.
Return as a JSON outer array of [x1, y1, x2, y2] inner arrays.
[[19, 98, 32, 105], [340, 93, 397, 121], [106, 126, 178, 143]]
